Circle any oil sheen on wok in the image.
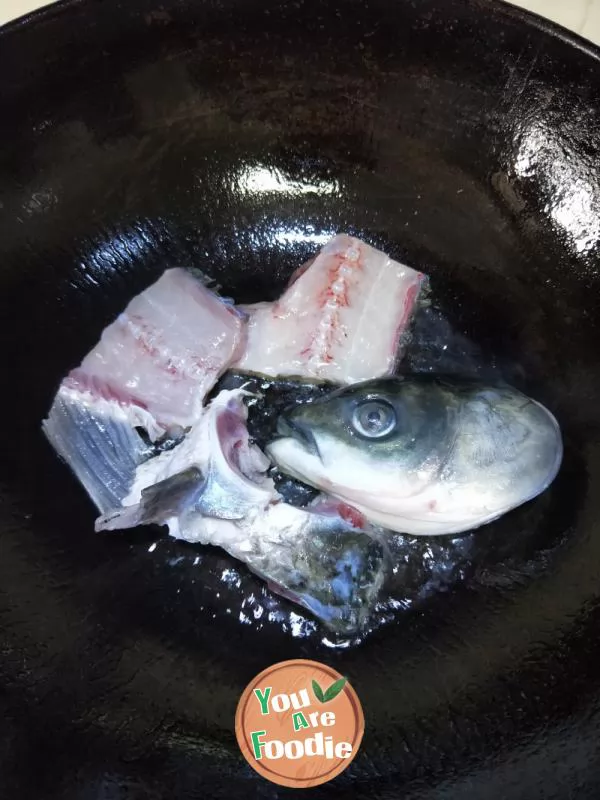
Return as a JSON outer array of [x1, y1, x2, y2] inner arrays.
[[41, 234, 563, 638]]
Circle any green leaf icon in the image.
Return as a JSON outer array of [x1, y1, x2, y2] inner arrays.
[[312, 677, 348, 703], [323, 677, 347, 702], [312, 679, 325, 703]]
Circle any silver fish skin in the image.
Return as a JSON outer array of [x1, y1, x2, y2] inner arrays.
[[267, 376, 563, 536]]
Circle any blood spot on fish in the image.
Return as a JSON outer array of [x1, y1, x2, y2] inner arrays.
[[301, 246, 365, 369], [337, 503, 367, 529], [123, 314, 163, 361], [66, 369, 150, 412]]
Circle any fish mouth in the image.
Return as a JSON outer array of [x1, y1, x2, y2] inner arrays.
[[276, 414, 321, 459]]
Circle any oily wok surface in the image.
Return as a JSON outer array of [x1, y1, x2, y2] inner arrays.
[[0, 0, 600, 797]]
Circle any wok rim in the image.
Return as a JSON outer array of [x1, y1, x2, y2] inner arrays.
[[1, 0, 600, 67]]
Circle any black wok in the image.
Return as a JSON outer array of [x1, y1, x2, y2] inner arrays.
[[1, 0, 600, 797]]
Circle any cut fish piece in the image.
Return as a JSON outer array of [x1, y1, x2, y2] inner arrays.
[[43, 268, 246, 513], [172, 501, 388, 635], [95, 387, 387, 634], [96, 389, 278, 532], [233, 234, 426, 383], [62, 268, 246, 436]]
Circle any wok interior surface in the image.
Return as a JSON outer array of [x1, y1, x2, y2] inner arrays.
[[1, 0, 600, 797]]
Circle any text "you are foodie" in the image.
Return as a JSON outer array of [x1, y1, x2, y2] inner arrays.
[[236, 659, 364, 789]]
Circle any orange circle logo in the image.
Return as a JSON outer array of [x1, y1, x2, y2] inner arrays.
[[235, 659, 364, 788]]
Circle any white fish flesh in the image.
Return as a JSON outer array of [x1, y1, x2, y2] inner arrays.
[[234, 234, 426, 383], [61, 268, 246, 436]]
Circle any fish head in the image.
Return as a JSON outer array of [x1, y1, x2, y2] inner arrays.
[[268, 376, 453, 503], [267, 376, 563, 535]]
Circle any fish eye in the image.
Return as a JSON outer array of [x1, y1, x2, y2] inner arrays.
[[352, 400, 397, 439]]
